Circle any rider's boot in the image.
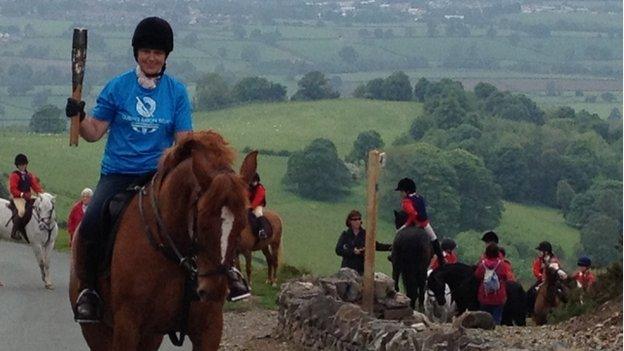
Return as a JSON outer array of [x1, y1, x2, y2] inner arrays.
[[257, 217, 267, 240], [226, 267, 251, 302], [10, 215, 22, 241], [431, 239, 445, 267], [74, 245, 103, 323]]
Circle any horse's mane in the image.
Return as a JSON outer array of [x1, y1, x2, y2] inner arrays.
[[158, 130, 235, 176]]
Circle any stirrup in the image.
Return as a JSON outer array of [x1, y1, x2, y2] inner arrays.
[[74, 289, 103, 323], [226, 268, 251, 302], [258, 229, 267, 239]]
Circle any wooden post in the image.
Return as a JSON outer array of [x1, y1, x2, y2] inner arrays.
[[69, 28, 87, 146], [362, 150, 382, 313]]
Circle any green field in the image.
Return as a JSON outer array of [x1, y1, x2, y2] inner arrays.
[[0, 99, 582, 283]]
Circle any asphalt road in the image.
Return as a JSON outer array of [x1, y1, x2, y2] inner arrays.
[[0, 241, 191, 351]]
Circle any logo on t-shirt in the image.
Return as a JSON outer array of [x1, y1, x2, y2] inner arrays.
[[136, 96, 156, 118], [131, 96, 159, 134]]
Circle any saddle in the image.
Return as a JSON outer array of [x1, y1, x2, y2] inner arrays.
[[99, 173, 155, 275], [5, 199, 34, 243], [247, 210, 273, 240]]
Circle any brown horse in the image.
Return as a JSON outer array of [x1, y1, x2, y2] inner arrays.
[[533, 263, 567, 325], [237, 210, 283, 286], [69, 131, 256, 350]]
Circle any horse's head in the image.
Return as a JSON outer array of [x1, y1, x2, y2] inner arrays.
[[426, 269, 447, 306], [34, 193, 57, 226], [158, 131, 253, 302], [393, 210, 408, 230]]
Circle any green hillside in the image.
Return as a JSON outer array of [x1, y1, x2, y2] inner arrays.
[[0, 99, 581, 281]]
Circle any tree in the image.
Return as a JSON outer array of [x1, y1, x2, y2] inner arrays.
[[566, 180, 622, 229], [194, 73, 231, 111], [409, 116, 434, 140], [473, 82, 497, 100], [338, 46, 359, 64], [30, 105, 65, 133], [382, 71, 412, 101], [445, 149, 503, 232], [489, 144, 531, 202], [608, 107, 621, 121], [413, 77, 430, 102], [291, 71, 340, 101], [283, 138, 352, 201], [552, 106, 575, 119], [241, 45, 260, 63], [580, 215, 621, 266], [232, 77, 286, 103], [346, 130, 385, 165], [431, 96, 466, 129], [556, 180, 575, 212]]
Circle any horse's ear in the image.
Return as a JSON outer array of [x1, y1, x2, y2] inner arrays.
[[239, 150, 258, 184], [393, 210, 399, 218]]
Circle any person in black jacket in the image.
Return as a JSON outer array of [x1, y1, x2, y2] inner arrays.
[[335, 210, 391, 275]]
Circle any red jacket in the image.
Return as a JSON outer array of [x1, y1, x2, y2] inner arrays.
[[573, 270, 596, 290], [401, 197, 429, 228], [430, 250, 458, 270], [532, 255, 560, 282], [249, 184, 266, 208], [479, 252, 516, 282], [67, 201, 85, 238], [475, 258, 510, 306], [9, 170, 43, 198]]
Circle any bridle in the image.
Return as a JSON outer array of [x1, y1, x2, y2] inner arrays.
[[138, 171, 234, 280], [33, 196, 56, 247]]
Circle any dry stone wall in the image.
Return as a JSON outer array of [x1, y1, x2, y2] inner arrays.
[[276, 268, 492, 350]]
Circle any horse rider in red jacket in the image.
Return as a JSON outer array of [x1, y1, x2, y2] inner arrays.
[[572, 256, 596, 291], [8, 154, 44, 240], [395, 177, 445, 267], [248, 173, 267, 239], [430, 238, 458, 270], [527, 241, 568, 313]]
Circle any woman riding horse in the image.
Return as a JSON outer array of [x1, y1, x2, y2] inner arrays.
[[69, 132, 256, 350], [66, 17, 249, 323]]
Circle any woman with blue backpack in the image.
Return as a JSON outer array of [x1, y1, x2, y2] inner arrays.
[[475, 243, 512, 325]]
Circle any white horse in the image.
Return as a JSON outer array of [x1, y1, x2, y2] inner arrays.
[[0, 193, 59, 289], [424, 268, 456, 323]]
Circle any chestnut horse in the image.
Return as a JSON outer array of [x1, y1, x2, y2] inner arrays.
[[237, 211, 283, 286], [533, 263, 567, 326], [69, 131, 256, 350]]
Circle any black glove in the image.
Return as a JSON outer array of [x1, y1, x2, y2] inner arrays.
[[66, 98, 86, 121]]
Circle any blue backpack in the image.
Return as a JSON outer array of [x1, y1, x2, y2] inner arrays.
[[482, 260, 501, 294]]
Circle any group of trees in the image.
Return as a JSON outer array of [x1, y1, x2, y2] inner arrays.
[[195, 71, 339, 110], [194, 73, 287, 111], [353, 71, 413, 101], [403, 78, 621, 264]]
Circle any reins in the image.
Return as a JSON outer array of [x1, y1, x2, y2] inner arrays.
[[137, 169, 233, 347]]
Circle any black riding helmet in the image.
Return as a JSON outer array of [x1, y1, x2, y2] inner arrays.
[[14, 153, 28, 166], [395, 177, 416, 193], [536, 241, 553, 254], [252, 172, 260, 182], [481, 230, 499, 244], [577, 256, 591, 267], [440, 238, 456, 252], [132, 17, 174, 61]]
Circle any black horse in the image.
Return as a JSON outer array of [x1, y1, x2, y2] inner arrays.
[[427, 262, 527, 326], [390, 210, 432, 311]]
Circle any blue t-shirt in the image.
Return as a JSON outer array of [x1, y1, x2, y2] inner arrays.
[[92, 70, 193, 175]]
